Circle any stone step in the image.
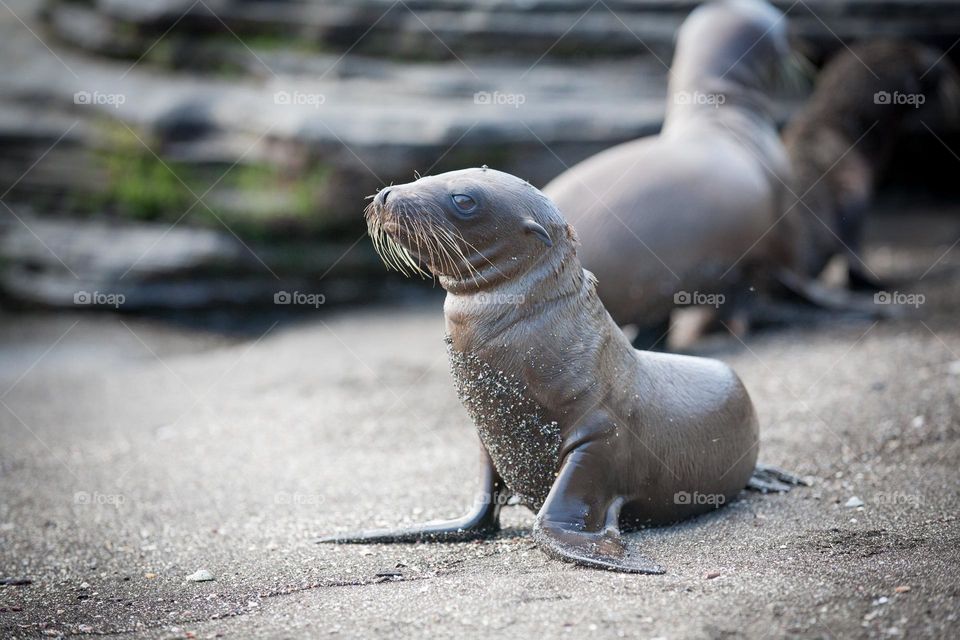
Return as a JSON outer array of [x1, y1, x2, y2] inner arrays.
[[6, 0, 958, 237], [44, 0, 960, 63], [3, 3, 680, 229], [0, 215, 388, 309], [3, 0, 958, 312]]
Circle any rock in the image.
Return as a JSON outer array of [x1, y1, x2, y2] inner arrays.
[[844, 497, 864, 508], [705, 571, 721, 579], [894, 585, 911, 593], [185, 569, 215, 582]]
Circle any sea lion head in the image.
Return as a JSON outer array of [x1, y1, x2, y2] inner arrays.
[[670, 0, 792, 96], [365, 167, 566, 289]]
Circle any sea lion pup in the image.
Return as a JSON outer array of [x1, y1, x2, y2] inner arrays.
[[780, 39, 960, 291], [542, 0, 795, 348], [318, 167, 803, 574]]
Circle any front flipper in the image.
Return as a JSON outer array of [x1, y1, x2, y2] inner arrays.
[[532, 445, 664, 574], [318, 448, 506, 544], [747, 464, 809, 493]]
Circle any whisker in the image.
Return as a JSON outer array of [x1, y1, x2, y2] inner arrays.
[[365, 193, 506, 284]]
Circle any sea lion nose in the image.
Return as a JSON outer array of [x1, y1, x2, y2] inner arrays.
[[377, 188, 392, 205]]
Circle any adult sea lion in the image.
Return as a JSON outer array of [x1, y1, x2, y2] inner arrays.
[[542, 0, 796, 348], [319, 167, 802, 574], [781, 39, 960, 290]]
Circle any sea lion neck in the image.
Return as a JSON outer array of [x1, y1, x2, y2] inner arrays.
[[442, 238, 584, 352], [664, 73, 778, 134]]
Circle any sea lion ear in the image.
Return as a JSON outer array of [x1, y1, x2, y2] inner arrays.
[[522, 219, 553, 247]]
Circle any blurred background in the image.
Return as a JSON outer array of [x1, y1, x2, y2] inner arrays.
[[2, 0, 959, 324]]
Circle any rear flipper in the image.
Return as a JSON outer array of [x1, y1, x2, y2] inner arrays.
[[668, 304, 752, 351], [318, 449, 506, 544], [775, 269, 904, 319], [668, 307, 719, 351], [747, 464, 809, 493], [847, 262, 888, 293]]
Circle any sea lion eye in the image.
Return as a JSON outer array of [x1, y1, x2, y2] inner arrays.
[[451, 194, 477, 213]]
